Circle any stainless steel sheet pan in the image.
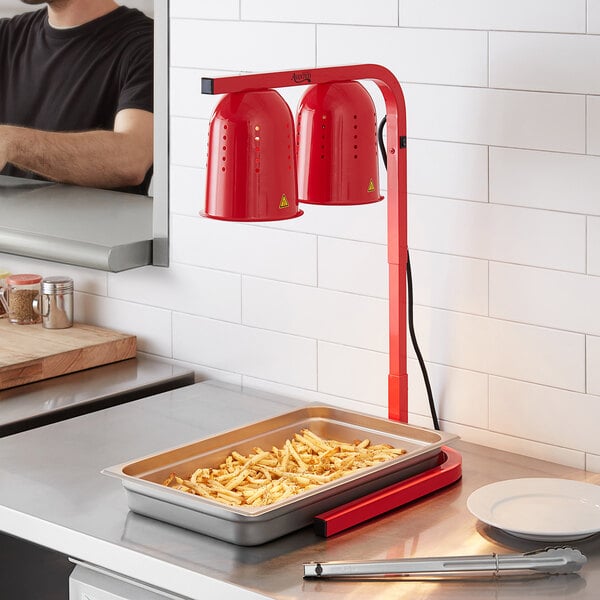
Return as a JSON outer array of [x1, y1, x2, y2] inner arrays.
[[103, 405, 457, 545]]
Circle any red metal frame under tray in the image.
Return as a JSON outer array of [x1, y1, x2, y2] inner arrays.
[[314, 446, 462, 537]]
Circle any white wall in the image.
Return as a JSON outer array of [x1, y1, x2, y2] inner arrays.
[[2, 0, 599, 471]]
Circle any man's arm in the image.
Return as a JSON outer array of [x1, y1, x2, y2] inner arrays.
[[0, 108, 153, 189]]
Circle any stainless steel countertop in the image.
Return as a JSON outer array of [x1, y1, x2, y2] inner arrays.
[[0, 381, 599, 599], [0, 174, 153, 271], [0, 354, 194, 436]]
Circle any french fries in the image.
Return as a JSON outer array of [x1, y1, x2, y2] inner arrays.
[[163, 429, 406, 507]]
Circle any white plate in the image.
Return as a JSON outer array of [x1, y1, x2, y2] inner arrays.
[[467, 478, 600, 541]]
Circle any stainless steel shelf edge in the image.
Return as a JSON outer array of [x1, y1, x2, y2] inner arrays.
[[0, 227, 152, 272]]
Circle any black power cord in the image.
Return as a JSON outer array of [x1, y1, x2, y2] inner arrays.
[[377, 116, 440, 430]]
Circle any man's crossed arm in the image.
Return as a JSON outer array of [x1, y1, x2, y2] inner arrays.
[[0, 108, 153, 189]]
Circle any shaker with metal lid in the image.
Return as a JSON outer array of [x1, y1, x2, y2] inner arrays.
[[39, 276, 74, 329]]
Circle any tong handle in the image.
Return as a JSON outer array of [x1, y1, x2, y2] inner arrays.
[[303, 547, 586, 578]]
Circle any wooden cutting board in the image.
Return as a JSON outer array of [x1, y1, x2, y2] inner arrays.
[[0, 320, 137, 390]]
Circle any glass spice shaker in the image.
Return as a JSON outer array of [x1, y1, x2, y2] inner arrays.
[[0, 270, 10, 318], [39, 276, 74, 329], [5, 274, 42, 325]]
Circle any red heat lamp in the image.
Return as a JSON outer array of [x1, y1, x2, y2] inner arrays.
[[203, 88, 302, 221], [202, 64, 408, 423], [296, 81, 383, 206], [201, 64, 461, 537]]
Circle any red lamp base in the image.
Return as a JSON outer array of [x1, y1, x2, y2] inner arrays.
[[313, 446, 462, 537]]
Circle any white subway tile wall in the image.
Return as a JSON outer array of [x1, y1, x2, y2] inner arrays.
[[587, 96, 600, 155], [2, 0, 599, 470], [408, 195, 586, 272], [489, 263, 600, 336], [398, 0, 585, 32], [241, 277, 389, 352], [590, 218, 600, 276], [170, 20, 315, 72], [317, 26, 488, 87], [170, 0, 238, 20], [590, 0, 600, 34], [489, 147, 600, 216], [589, 336, 600, 395], [490, 377, 600, 455], [172, 313, 318, 389], [489, 32, 600, 94], [241, 0, 398, 26], [403, 84, 585, 153], [409, 140, 489, 203]]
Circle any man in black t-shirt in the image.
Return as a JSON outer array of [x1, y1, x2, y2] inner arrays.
[[0, 0, 153, 195]]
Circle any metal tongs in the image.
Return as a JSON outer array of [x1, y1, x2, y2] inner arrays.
[[303, 547, 586, 579]]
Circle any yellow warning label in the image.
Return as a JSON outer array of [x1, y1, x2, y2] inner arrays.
[[367, 179, 375, 193], [279, 194, 289, 209]]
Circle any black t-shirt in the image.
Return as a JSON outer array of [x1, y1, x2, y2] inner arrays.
[[0, 6, 153, 195]]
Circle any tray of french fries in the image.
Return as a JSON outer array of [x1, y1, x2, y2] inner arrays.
[[103, 405, 457, 545]]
